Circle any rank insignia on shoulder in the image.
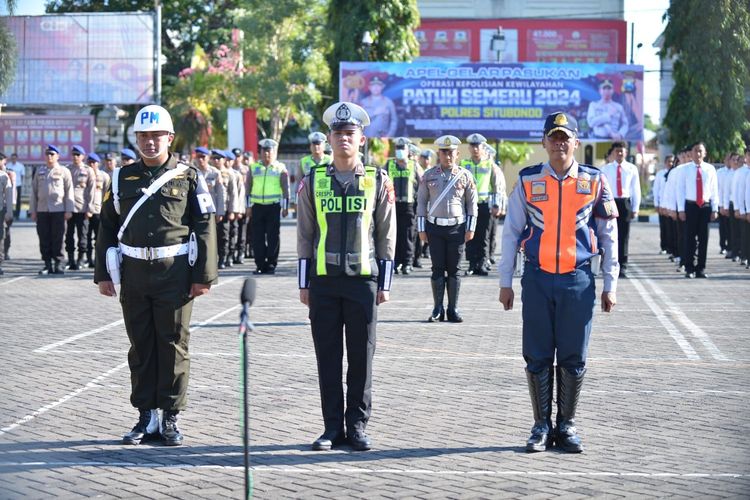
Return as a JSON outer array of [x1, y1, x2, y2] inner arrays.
[[124, 176, 140, 180]]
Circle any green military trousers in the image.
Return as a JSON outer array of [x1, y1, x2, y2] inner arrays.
[[119, 256, 193, 411]]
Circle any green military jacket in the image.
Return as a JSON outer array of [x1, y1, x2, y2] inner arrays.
[[94, 153, 218, 286]]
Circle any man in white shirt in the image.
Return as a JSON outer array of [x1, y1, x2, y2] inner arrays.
[[600, 141, 640, 278], [7, 153, 24, 219], [719, 153, 740, 259], [729, 148, 750, 265], [676, 142, 720, 278], [652, 155, 673, 255]]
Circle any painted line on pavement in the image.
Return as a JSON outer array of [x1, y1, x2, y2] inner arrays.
[[0, 462, 744, 478], [631, 265, 728, 361], [34, 319, 125, 353], [0, 276, 25, 287], [626, 271, 700, 360], [0, 362, 128, 437]]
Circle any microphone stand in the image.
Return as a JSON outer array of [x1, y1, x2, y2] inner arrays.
[[239, 301, 254, 499]]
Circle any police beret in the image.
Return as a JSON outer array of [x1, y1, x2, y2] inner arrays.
[[194, 146, 211, 155], [435, 135, 461, 150], [543, 112, 578, 138], [258, 138, 278, 149], [87, 152, 101, 163], [46, 144, 60, 154], [120, 148, 137, 160], [308, 131, 327, 144], [322, 102, 370, 130], [466, 133, 487, 145], [71, 145, 86, 155], [211, 149, 227, 158], [225, 150, 236, 161], [393, 137, 411, 148]]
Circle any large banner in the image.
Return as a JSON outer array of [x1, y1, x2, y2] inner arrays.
[[340, 62, 643, 142], [1, 13, 155, 106], [0, 115, 94, 163]]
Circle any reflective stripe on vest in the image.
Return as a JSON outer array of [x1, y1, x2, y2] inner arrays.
[[249, 162, 283, 204], [387, 159, 416, 203], [461, 159, 492, 202], [313, 166, 378, 276]]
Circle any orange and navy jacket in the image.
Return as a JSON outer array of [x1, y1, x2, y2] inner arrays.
[[516, 162, 618, 274]]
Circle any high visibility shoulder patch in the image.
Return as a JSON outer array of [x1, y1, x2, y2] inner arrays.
[[124, 176, 139, 180]]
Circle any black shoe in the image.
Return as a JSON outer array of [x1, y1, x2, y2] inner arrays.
[[393, 266, 399, 275], [88, 261, 95, 269], [428, 306, 445, 322], [695, 271, 708, 278], [311, 429, 346, 451], [446, 308, 464, 323], [53, 260, 65, 274], [266, 266, 276, 275], [225, 258, 233, 268], [618, 269, 628, 279], [685, 272, 695, 279], [161, 410, 183, 446], [347, 430, 371, 451], [472, 267, 488, 276], [725, 252, 734, 259], [526, 367, 553, 452], [38, 261, 52, 275], [446, 277, 462, 322], [401, 265, 412, 275], [253, 268, 264, 275], [123, 409, 160, 445], [719, 249, 726, 255], [218, 257, 226, 269], [555, 367, 585, 453], [412, 261, 422, 268]]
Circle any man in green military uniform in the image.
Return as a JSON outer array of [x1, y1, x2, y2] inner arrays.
[[385, 137, 420, 274], [297, 101, 396, 451], [460, 133, 503, 276], [95, 105, 218, 446]]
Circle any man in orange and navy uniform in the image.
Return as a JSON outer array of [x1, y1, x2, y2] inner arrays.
[[498, 111, 619, 454]]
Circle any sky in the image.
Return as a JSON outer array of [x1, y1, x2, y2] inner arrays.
[[3, 0, 671, 122]]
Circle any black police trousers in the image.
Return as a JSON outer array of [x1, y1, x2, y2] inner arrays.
[[427, 221, 466, 279], [120, 256, 193, 411], [36, 211, 65, 261], [683, 201, 711, 273], [252, 203, 280, 270], [309, 275, 377, 433], [394, 202, 416, 267], [465, 202, 490, 267], [65, 212, 89, 255], [614, 198, 632, 269]]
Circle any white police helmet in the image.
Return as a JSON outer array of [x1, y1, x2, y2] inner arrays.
[[133, 105, 175, 134], [308, 131, 327, 144]]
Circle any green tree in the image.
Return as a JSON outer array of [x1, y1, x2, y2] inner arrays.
[[45, 0, 239, 79], [0, 0, 17, 98], [661, 0, 750, 157], [234, 0, 330, 142], [325, 0, 419, 105]]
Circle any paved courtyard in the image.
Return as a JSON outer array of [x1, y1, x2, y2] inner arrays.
[[0, 219, 748, 498]]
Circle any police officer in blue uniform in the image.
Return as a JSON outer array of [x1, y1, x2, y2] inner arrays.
[[498, 112, 619, 453], [296, 102, 396, 451]]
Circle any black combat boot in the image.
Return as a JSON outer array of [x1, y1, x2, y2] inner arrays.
[[38, 260, 52, 275], [555, 366, 586, 453], [65, 251, 76, 270], [428, 276, 445, 322], [525, 367, 554, 452], [123, 409, 160, 445], [161, 410, 183, 446], [53, 259, 65, 274], [446, 276, 463, 322]]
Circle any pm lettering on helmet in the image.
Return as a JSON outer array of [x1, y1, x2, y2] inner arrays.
[[141, 111, 160, 125]]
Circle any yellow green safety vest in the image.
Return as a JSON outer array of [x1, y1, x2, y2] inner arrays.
[[300, 154, 332, 176], [460, 158, 493, 202], [312, 165, 379, 277], [249, 161, 284, 205], [386, 159, 417, 203]]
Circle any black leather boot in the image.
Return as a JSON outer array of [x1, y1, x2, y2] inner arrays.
[[38, 260, 52, 275], [76, 252, 85, 270], [446, 276, 463, 322], [66, 252, 76, 270], [53, 259, 65, 274], [555, 366, 585, 453], [428, 276, 445, 322], [123, 409, 160, 445], [525, 367, 553, 452], [161, 410, 183, 446], [312, 428, 346, 451]]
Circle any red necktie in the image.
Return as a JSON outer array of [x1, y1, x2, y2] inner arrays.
[[616, 163, 623, 198], [696, 165, 703, 207]]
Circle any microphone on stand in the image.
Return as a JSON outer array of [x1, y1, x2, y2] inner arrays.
[[238, 277, 256, 500]]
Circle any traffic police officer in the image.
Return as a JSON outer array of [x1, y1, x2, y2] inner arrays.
[[85, 152, 110, 268], [498, 112, 619, 453], [66, 145, 96, 270], [461, 133, 503, 275], [386, 137, 420, 274], [95, 105, 218, 446], [417, 135, 478, 323], [246, 138, 290, 274], [484, 143, 508, 265], [297, 101, 396, 451], [297, 132, 332, 181], [30, 145, 74, 275]]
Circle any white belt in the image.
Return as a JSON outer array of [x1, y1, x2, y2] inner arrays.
[[119, 242, 189, 261], [428, 215, 465, 226]]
